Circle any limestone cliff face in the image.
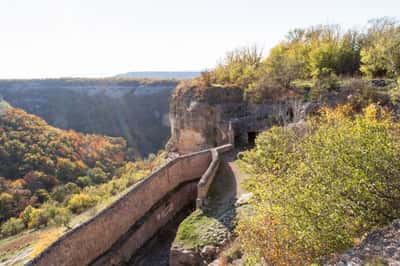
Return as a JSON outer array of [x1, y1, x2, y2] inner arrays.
[[166, 84, 243, 153], [166, 82, 309, 154]]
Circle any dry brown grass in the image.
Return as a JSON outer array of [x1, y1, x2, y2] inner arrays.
[[30, 227, 64, 258]]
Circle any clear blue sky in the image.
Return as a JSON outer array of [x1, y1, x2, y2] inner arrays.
[[0, 0, 399, 78]]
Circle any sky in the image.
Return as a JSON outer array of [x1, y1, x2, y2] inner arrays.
[[0, 0, 399, 78]]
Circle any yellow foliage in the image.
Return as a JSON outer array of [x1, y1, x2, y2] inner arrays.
[[238, 104, 400, 263], [30, 227, 64, 258]]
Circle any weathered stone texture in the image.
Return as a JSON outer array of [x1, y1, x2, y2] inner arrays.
[[166, 84, 307, 154]]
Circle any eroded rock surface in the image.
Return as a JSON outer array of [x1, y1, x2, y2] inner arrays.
[[166, 83, 306, 154], [326, 220, 400, 265]]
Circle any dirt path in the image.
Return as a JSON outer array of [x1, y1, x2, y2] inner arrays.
[[223, 150, 247, 197], [207, 149, 248, 209]]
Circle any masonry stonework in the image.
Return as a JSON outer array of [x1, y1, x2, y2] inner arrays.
[[28, 150, 213, 266]]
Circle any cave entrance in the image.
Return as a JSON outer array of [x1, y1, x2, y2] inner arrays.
[[287, 107, 294, 122], [247, 131, 258, 147]]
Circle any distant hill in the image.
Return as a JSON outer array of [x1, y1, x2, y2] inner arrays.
[[0, 78, 178, 157], [114, 71, 200, 79]]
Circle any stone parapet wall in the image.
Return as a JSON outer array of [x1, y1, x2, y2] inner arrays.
[[92, 181, 198, 265], [197, 144, 233, 209], [28, 149, 213, 266]]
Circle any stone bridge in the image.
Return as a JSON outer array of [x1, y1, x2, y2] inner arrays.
[[27, 144, 232, 266]]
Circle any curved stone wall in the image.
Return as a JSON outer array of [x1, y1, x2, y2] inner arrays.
[[197, 144, 233, 209], [27, 149, 212, 266]]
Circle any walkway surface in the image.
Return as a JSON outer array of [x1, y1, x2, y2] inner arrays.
[[206, 149, 247, 210]]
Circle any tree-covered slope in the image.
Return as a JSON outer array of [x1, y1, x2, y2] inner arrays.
[[0, 78, 178, 158], [0, 103, 129, 233]]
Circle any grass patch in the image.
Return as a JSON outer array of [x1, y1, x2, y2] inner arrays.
[[175, 209, 227, 249], [174, 203, 252, 251]]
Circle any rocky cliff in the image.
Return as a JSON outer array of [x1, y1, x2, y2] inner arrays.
[[166, 81, 309, 154]]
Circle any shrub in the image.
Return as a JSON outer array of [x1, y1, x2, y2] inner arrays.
[[1, 217, 25, 237], [28, 208, 48, 229], [238, 104, 400, 263], [198, 46, 263, 90], [35, 189, 50, 203], [50, 207, 71, 228], [0, 192, 13, 222], [67, 193, 97, 213], [51, 185, 69, 203], [41, 204, 71, 227], [87, 167, 108, 184], [20, 205, 34, 226], [310, 69, 339, 100], [25, 204, 72, 229], [360, 18, 400, 78], [77, 176, 93, 187], [23, 171, 58, 192]]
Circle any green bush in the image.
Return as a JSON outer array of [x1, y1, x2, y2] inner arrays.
[[360, 18, 400, 78], [41, 204, 71, 227], [77, 176, 93, 187], [310, 69, 340, 100], [28, 208, 48, 229], [238, 104, 400, 264], [197, 46, 263, 91], [1, 217, 25, 237], [87, 167, 108, 184], [67, 193, 97, 214], [25, 204, 72, 229], [20, 205, 34, 226]]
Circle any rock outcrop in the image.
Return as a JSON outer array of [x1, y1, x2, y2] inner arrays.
[[166, 82, 307, 154], [326, 220, 400, 265]]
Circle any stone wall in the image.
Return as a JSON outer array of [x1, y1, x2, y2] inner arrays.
[[28, 150, 213, 266], [197, 144, 233, 209], [92, 181, 198, 265]]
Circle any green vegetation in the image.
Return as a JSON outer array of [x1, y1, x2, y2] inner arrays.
[[237, 104, 400, 264], [194, 18, 400, 102], [175, 209, 227, 249], [0, 218, 25, 237], [176, 19, 400, 260], [360, 18, 400, 78]]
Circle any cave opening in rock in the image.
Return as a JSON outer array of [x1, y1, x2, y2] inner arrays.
[[287, 107, 294, 122], [247, 131, 258, 147]]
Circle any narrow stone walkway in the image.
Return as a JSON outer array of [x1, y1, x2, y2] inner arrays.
[[206, 149, 247, 210]]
